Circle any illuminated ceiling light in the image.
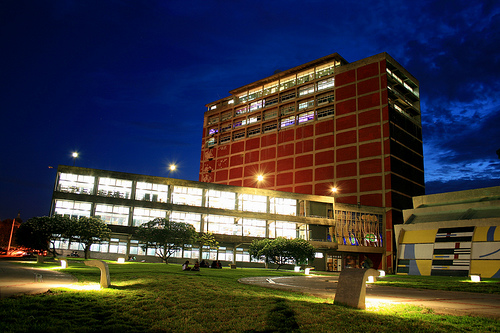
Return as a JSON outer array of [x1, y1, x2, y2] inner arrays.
[[331, 187, 338, 194], [257, 174, 264, 182]]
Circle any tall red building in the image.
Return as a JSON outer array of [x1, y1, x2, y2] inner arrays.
[[200, 52, 424, 272]]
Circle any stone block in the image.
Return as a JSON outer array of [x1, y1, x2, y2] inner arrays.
[[334, 268, 379, 309], [84, 260, 111, 288]]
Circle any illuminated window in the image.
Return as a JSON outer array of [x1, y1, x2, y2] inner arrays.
[[171, 211, 201, 232], [317, 77, 334, 91], [95, 204, 129, 226], [242, 218, 266, 237], [54, 199, 91, 219], [58, 173, 95, 195], [206, 215, 240, 236], [210, 105, 217, 110], [238, 94, 248, 104], [132, 208, 166, 227], [206, 190, 236, 209], [280, 115, 295, 128], [297, 70, 314, 84], [263, 81, 279, 96], [208, 127, 219, 135], [316, 62, 337, 78], [279, 76, 296, 91], [271, 197, 297, 215], [233, 118, 244, 128], [207, 137, 216, 148], [171, 186, 203, 206], [299, 84, 314, 96], [298, 111, 315, 124], [268, 221, 298, 239], [240, 194, 267, 213], [97, 177, 132, 199], [135, 182, 169, 203], [249, 100, 263, 112], [248, 89, 262, 101], [298, 99, 314, 111], [235, 106, 248, 115]]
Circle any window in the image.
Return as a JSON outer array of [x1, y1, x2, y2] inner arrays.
[[264, 96, 278, 107], [264, 109, 278, 120], [135, 182, 169, 203], [316, 61, 338, 78], [299, 84, 314, 96], [220, 135, 231, 144], [54, 199, 91, 219], [248, 89, 262, 101], [97, 177, 132, 199], [235, 106, 248, 115], [280, 115, 295, 128], [58, 173, 94, 195], [268, 221, 298, 239], [271, 197, 297, 215], [233, 130, 245, 141], [207, 137, 216, 148], [317, 107, 335, 119], [279, 76, 296, 91], [240, 194, 267, 213], [245, 115, 261, 125], [210, 105, 217, 110], [263, 82, 279, 96], [317, 77, 334, 91], [242, 218, 266, 237], [220, 122, 231, 132], [206, 215, 240, 236], [280, 104, 295, 115], [171, 186, 203, 206], [263, 122, 277, 133], [208, 115, 219, 124], [249, 100, 264, 112], [298, 111, 315, 124], [238, 94, 248, 104], [171, 211, 201, 232], [206, 190, 236, 210], [297, 70, 314, 84], [221, 111, 232, 121], [208, 127, 219, 135], [132, 208, 166, 226], [280, 91, 296, 102], [95, 204, 129, 226], [298, 99, 314, 111], [233, 118, 244, 128], [248, 126, 261, 137], [317, 93, 334, 105]]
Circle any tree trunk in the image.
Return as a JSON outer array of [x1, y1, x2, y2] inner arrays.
[[84, 245, 91, 259]]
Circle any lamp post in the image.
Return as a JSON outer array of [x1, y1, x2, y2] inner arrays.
[[72, 152, 78, 166], [330, 187, 338, 243]]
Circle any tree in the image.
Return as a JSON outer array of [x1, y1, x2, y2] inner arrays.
[[196, 232, 219, 258], [135, 217, 197, 264], [15, 216, 72, 257], [67, 216, 111, 259], [249, 237, 315, 270]]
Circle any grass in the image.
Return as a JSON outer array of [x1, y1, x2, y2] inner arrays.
[[0, 259, 498, 333], [374, 274, 500, 294]]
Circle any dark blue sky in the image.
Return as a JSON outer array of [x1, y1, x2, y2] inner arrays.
[[1, 0, 499, 220]]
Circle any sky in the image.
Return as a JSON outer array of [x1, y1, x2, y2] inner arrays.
[[1, 0, 499, 220]]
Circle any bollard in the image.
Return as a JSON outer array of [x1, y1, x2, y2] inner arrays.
[[334, 268, 379, 309], [84, 260, 111, 288]]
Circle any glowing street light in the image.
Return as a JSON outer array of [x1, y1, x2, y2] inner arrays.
[[257, 174, 264, 182], [167, 164, 176, 177], [72, 152, 79, 166]]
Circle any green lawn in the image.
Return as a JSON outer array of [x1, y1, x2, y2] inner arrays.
[[0, 260, 498, 333]]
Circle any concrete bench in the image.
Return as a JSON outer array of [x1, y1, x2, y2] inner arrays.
[[334, 268, 379, 309], [84, 260, 111, 288]]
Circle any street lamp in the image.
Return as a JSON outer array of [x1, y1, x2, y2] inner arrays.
[[72, 152, 78, 166], [167, 164, 176, 177]]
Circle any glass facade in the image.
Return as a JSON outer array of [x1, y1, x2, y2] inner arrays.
[[51, 167, 385, 266]]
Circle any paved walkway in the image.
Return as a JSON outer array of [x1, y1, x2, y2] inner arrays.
[[239, 275, 500, 319], [0, 260, 77, 299]]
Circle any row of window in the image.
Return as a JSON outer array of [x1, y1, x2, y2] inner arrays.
[[58, 174, 297, 214], [207, 92, 334, 136], [207, 77, 335, 125], [207, 107, 334, 147]]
